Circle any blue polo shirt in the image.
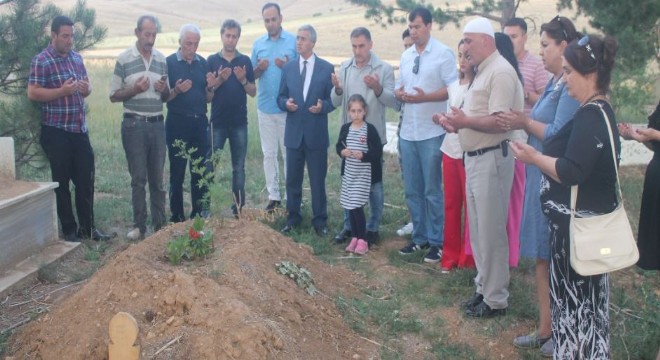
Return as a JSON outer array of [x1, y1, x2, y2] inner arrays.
[[250, 30, 297, 114], [208, 51, 254, 128], [166, 50, 208, 116]]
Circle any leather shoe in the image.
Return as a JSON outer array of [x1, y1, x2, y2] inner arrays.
[[315, 226, 329, 237], [461, 293, 484, 310], [63, 233, 81, 242], [365, 230, 380, 245], [333, 229, 351, 244], [464, 301, 507, 318], [281, 224, 295, 234], [78, 228, 116, 241]]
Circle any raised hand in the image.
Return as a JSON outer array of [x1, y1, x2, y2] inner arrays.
[[309, 99, 323, 113], [206, 71, 221, 89], [331, 73, 342, 92], [218, 66, 232, 82], [233, 65, 247, 83], [257, 58, 269, 71], [61, 77, 77, 95], [174, 78, 193, 94], [274, 55, 288, 68], [285, 98, 298, 112], [134, 75, 150, 93], [363, 73, 381, 91]]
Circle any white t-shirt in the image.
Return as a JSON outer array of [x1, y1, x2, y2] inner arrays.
[[440, 80, 468, 159]]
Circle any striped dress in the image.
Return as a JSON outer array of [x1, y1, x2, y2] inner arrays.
[[340, 122, 371, 210]]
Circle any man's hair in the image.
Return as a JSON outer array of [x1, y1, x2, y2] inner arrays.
[[298, 24, 316, 43], [504, 17, 528, 34], [51, 15, 74, 34], [350, 27, 371, 41], [402, 29, 410, 39], [408, 7, 432, 25], [262, 2, 281, 15], [137, 15, 159, 32], [179, 24, 201, 40], [221, 19, 241, 37]]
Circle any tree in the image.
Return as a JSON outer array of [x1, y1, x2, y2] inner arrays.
[[0, 0, 106, 173], [346, 0, 522, 30], [558, 0, 660, 72]]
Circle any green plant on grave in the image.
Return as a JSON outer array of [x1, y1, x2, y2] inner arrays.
[[166, 216, 214, 265]]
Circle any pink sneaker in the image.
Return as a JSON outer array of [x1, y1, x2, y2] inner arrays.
[[345, 237, 358, 252], [354, 239, 369, 255]]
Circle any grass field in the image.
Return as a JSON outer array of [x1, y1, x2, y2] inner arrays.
[[6, 56, 658, 359]]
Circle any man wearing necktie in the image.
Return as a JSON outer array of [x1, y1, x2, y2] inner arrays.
[[277, 24, 335, 236]]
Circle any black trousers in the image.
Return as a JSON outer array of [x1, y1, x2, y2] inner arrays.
[[40, 125, 95, 236]]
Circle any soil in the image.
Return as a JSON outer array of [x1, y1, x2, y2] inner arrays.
[[3, 220, 379, 360]]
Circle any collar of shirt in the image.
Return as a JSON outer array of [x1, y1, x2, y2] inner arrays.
[[476, 50, 500, 74], [175, 49, 201, 62], [299, 53, 316, 70], [46, 44, 72, 59]]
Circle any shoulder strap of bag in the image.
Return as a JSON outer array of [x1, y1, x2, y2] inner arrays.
[[570, 101, 622, 216]]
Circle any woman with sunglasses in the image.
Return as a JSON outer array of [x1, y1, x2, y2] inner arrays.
[[510, 33, 619, 359], [498, 16, 580, 357]]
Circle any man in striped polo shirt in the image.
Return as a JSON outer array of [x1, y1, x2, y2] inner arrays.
[[110, 15, 170, 240]]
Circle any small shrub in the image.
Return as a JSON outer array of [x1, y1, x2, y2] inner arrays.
[[166, 216, 214, 265]]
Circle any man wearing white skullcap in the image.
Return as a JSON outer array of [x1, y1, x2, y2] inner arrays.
[[438, 16, 524, 318]]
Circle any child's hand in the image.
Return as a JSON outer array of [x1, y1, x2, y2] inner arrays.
[[353, 151, 364, 160], [341, 148, 351, 158]]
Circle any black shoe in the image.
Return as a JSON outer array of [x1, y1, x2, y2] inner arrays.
[[78, 228, 116, 241], [63, 232, 81, 242], [461, 293, 484, 310], [465, 300, 507, 318], [281, 224, 295, 234], [231, 205, 242, 219], [315, 226, 329, 237], [424, 246, 442, 263], [365, 231, 380, 246], [398, 241, 429, 255], [265, 200, 281, 213], [333, 229, 352, 244]]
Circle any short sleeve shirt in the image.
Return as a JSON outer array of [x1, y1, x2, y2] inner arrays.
[[396, 37, 457, 141], [28, 45, 88, 133], [251, 30, 297, 114], [109, 44, 168, 116], [208, 51, 255, 128], [519, 51, 549, 116], [458, 51, 524, 151]]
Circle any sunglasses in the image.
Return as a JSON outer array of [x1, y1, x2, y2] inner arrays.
[[578, 35, 597, 63], [553, 15, 569, 41], [413, 55, 420, 74]]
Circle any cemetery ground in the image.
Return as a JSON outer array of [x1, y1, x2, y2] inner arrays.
[[0, 60, 658, 359]]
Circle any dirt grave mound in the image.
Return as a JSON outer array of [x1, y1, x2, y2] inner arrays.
[[7, 220, 378, 359]]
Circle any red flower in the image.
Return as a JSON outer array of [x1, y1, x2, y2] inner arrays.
[[189, 227, 202, 240]]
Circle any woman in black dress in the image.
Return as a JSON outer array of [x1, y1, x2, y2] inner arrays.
[[619, 100, 660, 270], [510, 34, 619, 359]]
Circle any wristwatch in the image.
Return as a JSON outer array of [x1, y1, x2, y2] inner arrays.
[[240, 79, 248, 86]]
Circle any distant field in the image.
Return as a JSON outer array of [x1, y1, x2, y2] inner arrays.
[[49, 0, 590, 63]]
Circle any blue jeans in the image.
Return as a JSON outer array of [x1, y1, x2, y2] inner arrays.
[[342, 180, 384, 232], [208, 124, 247, 210], [399, 135, 444, 247]]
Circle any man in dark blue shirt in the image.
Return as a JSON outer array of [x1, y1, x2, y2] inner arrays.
[[206, 19, 256, 217], [166, 24, 213, 221]]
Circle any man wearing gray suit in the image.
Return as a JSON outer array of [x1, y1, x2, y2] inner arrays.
[[277, 24, 335, 236]]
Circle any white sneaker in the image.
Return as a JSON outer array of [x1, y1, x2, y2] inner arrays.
[[126, 228, 143, 241], [396, 222, 414, 236]]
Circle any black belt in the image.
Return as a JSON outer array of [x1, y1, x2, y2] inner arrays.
[[170, 113, 206, 119], [465, 140, 509, 157], [123, 113, 163, 122]]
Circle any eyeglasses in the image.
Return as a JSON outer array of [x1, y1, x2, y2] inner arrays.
[[413, 55, 420, 74], [578, 35, 597, 62], [553, 15, 569, 41]]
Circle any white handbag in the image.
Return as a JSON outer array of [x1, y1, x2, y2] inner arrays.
[[569, 102, 639, 276]]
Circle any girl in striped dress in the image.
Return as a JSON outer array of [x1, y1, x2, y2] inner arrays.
[[336, 94, 382, 255]]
